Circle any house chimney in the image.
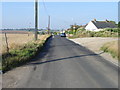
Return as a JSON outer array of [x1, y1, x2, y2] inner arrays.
[[94, 19, 97, 22], [106, 19, 109, 22]]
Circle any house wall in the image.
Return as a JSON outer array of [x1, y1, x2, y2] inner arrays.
[[85, 21, 99, 31]]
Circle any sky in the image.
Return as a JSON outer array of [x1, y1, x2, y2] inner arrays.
[[1, 0, 119, 2], [1, 2, 118, 30]]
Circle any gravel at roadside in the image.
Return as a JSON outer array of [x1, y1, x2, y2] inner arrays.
[[69, 37, 118, 66]]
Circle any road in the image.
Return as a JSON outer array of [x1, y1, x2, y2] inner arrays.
[[3, 35, 118, 88]]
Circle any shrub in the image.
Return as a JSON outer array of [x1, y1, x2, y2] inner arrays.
[[68, 28, 119, 38]]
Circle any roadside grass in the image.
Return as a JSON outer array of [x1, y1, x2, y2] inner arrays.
[[67, 28, 119, 39], [2, 35, 51, 73], [100, 41, 119, 60], [1, 33, 47, 54]]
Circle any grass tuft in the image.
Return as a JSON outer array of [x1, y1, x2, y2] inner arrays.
[[100, 41, 119, 60]]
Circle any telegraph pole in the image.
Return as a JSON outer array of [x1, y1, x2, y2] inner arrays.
[[35, 0, 38, 40], [48, 15, 50, 34]]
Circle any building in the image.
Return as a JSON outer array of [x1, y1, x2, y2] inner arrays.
[[85, 19, 117, 31]]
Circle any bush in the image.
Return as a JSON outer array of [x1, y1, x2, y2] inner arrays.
[[68, 28, 119, 38], [104, 28, 118, 32]]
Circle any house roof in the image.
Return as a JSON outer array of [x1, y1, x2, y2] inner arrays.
[[91, 21, 117, 29]]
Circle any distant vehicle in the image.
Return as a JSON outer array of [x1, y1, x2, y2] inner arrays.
[[52, 33, 54, 36], [60, 33, 66, 37]]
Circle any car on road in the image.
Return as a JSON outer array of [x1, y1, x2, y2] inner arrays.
[[60, 33, 66, 37]]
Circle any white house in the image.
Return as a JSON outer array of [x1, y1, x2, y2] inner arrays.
[[85, 19, 117, 31]]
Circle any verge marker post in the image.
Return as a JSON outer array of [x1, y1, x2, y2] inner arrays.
[[4, 33, 9, 53]]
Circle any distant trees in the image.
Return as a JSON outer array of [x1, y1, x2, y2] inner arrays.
[[109, 21, 116, 25], [118, 21, 120, 28], [109, 21, 119, 28], [66, 24, 86, 34], [69, 24, 81, 34]]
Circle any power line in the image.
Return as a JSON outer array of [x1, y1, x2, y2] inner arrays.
[[42, 0, 51, 33], [42, 0, 49, 16]]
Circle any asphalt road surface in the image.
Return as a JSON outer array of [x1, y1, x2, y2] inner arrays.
[[7, 35, 119, 88]]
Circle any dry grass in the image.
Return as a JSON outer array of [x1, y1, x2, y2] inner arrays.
[[101, 40, 119, 60], [0, 33, 49, 54], [2, 34, 50, 72]]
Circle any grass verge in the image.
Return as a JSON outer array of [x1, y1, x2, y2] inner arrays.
[[2, 35, 51, 73], [100, 41, 119, 60], [67, 28, 119, 39]]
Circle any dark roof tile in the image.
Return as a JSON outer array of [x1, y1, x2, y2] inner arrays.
[[92, 21, 117, 29]]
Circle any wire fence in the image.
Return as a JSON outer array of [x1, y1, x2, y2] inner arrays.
[[1, 32, 35, 54], [1, 32, 50, 55]]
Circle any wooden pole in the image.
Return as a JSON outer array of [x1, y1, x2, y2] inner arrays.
[[48, 15, 50, 34], [35, 0, 38, 40], [4, 33, 9, 53]]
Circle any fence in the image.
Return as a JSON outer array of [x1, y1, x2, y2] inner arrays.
[[1, 32, 34, 54]]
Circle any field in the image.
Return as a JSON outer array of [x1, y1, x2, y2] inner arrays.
[[0, 33, 48, 54], [1, 33, 50, 72]]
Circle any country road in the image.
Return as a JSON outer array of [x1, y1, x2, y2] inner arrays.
[[3, 35, 118, 88]]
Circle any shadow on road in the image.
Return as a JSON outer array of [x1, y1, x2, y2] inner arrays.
[[28, 36, 105, 66], [29, 52, 104, 65]]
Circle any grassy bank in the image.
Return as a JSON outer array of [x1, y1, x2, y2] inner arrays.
[[100, 41, 119, 60], [67, 28, 119, 39], [2, 35, 51, 73]]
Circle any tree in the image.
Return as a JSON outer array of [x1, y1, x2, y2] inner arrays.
[[118, 21, 120, 28], [109, 21, 116, 25], [69, 24, 81, 34]]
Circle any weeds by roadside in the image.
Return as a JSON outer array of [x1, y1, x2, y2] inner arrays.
[[100, 41, 119, 60], [67, 28, 119, 39], [2, 35, 51, 73]]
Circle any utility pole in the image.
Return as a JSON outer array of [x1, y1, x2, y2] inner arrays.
[[35, 0, 38, 40], [48, 15, 50, 34]]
